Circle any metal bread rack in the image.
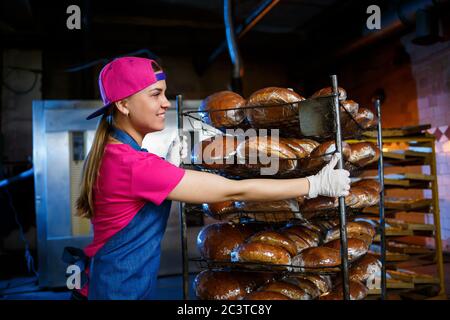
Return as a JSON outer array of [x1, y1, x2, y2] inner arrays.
[[176, 75, 386, 300]]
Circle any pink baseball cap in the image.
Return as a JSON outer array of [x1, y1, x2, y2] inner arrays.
[[86, 56, 166, 120]]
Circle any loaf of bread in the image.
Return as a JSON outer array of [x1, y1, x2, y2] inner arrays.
[[311, 86, 347, 101], [325, 221, 376, 243], [259, 281, 311, 300], [285, 138, 320, 155], [197, 223, 254, 261], [351, 179, 381, 194], [355, 107, 377, 129], [247, 231, 297, 256], [235, 199, 299, 213], [202, 201, 236, 218], [299, 192, 359, 212], [341, 107, 378, 136], [194, 270, 273, 300], [319, 280, 368, 300], [286, 275, 332, 295], [281, 231, 312, 254], [236, 136, 298, 173], [306, 140, 351, 172], [245, 291, 291, 300], [198, 91, 246, 128], [231, 242, 292, 266], [246, 87, 304, 127], [341, 100, 359, 117], [349, 254, 381, 282], [282, 224, 321, 245], [281, 277, 321, 299], [322, 238, 369, 261], [194, 270, 246, 300], [292, 247, 341, 269], [348, 142, 380, 167], [192, 135, 239, 169]]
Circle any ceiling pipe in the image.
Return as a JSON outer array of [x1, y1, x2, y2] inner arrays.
[[335, 0, 446, 58], [224, 0, 243, 94], [197, 0, 280, 75]]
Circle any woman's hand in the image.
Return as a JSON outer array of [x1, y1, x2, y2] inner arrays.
[[306, 153, 350, 198]]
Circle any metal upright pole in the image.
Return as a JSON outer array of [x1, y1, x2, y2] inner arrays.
[[331, 75, 350, 300], [176, 94, 189, 300], [375, 99, 387, 299]]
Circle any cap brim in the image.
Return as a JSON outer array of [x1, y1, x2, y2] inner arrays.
[[86, 104, 112, 120]]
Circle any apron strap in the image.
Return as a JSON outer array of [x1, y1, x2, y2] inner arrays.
[[110, 127, 148, 152]]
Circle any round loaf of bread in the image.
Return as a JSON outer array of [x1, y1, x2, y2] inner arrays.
[[282, 277, 321, 299], [235, 199, 299, 213], [355, 107, 377, 129], [281, 231, 312, 254], [323, 238, 369, 261], [286, 138, 320, 154], [247, 231, 297, 256], [319, 280, 368, 300], [292, 247, 341, 269], [231, 242, 292, 266], [348, 142, 380, 167], [351, 179, 381, 194], [236, 136, 297, 173], [260, 281, 311, 300], [287, 275, 332, 295], [192, 135, 239, 169], [349, 254, 381, 282], [341, 100, 359, 117], [199, 91, 246, 128], [311, 86, 347, 101], [282, 224, 321, 245], [246, 87, 305, 127], [193, 270, 249, 300], [306, 140, 351, 172], [202, 200, 236, 217], [245, 291, 291, 300], [325, 221, 376, 243], [197, 222, 254, 261]]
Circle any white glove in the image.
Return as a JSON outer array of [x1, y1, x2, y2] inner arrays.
[[306, 153, 351, 198], [166, 134, 189, 167]]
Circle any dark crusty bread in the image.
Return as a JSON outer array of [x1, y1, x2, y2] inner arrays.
[[192, 135, 239, 169], [323, 238, 369, 261], [246, 87, 305, 127], [231, 242, 292, 266], [199, 91, 246, 128], [319, 280, 368, 300], [245, 291, 291, 300], [260, 281, 311, 300], [247, 231, 298, 256], [197, 223, 254, 261]]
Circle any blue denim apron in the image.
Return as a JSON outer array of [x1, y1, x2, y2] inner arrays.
[[63, 127, 172, 300]]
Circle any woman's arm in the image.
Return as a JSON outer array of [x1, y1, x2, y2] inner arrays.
[[167, 169, 310, 204], [168, 153, 350, 204]]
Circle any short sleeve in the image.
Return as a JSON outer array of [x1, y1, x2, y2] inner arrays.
[[130, 154, 185, 205]]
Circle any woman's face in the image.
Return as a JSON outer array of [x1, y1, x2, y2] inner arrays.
[[125, 76, 171, 134]]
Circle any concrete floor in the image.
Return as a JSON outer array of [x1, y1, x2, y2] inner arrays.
[[0, 274, 197, 300]]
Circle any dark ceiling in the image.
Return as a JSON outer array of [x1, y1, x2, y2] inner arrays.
[[1, 0, 449, 76]]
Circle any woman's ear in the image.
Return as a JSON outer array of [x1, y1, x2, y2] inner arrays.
[[115, 99, 130, 116]]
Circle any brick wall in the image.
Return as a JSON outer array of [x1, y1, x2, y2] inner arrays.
[[402, 34, 450, 252]]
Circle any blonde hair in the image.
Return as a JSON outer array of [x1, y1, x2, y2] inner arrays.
[[76, 60, 163, 218]]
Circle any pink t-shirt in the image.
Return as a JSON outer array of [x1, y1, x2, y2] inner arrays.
[[79, 143, 185, 296]]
